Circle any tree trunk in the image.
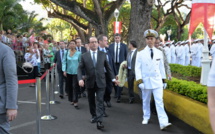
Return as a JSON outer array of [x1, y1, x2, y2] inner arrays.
[[129, 0, 152, 48], [177, 26, 183, 41]]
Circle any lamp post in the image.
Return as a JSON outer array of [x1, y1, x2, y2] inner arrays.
[[200, 28, 211, 85], [160, 34, 166, 44], [114, 9, 120, 22], [167, 29, 172, 41]]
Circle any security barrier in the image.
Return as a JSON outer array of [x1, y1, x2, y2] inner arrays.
[[18, 64, 58, 134]]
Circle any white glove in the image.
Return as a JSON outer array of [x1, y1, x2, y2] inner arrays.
[[138, 83, 145, 90], [163, 83, 167, 89]]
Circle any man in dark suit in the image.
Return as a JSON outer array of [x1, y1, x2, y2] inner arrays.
[[54, 41, 67, 99], [76, 38, 87, 98], [97, 35, 117, 108], [108, 33, 127, 102], [78, 37, 118, 129], [126, 41, 137, 104], [0, 42, 18, 133]]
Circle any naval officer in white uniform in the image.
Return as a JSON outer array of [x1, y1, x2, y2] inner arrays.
[[135, 29, 172, 130]]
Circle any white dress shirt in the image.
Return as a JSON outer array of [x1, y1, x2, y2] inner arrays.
[[60, 49, 66, 61], [210, 44, 215, 60], [76, 46, 82, 52], [114, 42, 120, 63], [90, 50, 98, 63], [128, 49, 136, 69]]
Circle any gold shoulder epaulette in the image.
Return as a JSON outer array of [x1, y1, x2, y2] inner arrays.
[[136, 79, 143, 85]]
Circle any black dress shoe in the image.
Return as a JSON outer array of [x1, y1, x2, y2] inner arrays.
[[82, 92, 86, 97], [59, 95, 64, 99], [97, 122, 104, 129], [116, 98, 121, 103], [78, 94, 81, 98], [129, 99, 134, 104], [103, 112, 108, 117], [106, 101, 111, 107], [152, 111, 157, 115], [90, 117, 97, 123]]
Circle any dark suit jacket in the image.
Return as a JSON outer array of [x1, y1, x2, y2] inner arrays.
[[76, 46, 87, 54], [78, 51, 115, 89], [98, 47, 117, 76], [54, 50, 64, 73], [109, 43, 128, 64], [127, 49, 137, 77]]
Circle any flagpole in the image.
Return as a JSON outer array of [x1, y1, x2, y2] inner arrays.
[[200, 28, 211, 85]]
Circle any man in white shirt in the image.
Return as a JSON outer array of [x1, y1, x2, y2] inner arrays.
[[184, 41, 190, 66], [210, 40, 215, 60], [178, 41, 186, 65], [196, 40, 203, 67], [191, 40, 198, 66], [170, 42, 176, 64], [126, 41, 137, 104], [164, 42, 171, 63], [175, 42, 181, 64], [135, 29, 171, 130], [108, 34, 127, 102]]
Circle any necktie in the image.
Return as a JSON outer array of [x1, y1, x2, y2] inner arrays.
[[78, 47, 80, 52], [93, 52, 96, 67], [102, 48, 105, 52], [128, 51, 133, 69], [150, 48, 153, 59], [115, 43, 118, 63]]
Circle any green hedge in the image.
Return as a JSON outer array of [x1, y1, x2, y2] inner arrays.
[[169, 64, 201, 77], [167, 78, 207, 104]]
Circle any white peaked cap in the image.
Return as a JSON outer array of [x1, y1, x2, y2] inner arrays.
[[144, 29, 158, 38]]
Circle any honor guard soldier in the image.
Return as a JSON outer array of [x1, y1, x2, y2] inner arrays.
[[135, 29, 172, 130]]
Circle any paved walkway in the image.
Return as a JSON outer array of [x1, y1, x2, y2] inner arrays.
[[11, 82, 202, 134]]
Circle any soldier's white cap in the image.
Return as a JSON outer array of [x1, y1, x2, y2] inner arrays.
[[185, 40, 189, 43], [165, 42, 170, 45], [144, 29, 158, 38], [171, 40, 175, 44], [213, 40, 215, 43], [180, 41, 185, 44]]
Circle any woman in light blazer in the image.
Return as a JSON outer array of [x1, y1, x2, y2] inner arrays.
[[62, 40, 81, 108]]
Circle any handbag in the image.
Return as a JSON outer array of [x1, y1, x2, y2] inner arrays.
[[22, 62, 33, 73]]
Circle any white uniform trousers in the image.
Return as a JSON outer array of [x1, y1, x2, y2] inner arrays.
[[185, 56, 190, 66], [141, 87, 169, 127], [178, 58, 185, 66], [171, 56, 176, 64], [195, 57, 201, 67], [191, 56, 196, 66], [176, 57, 180, 64]]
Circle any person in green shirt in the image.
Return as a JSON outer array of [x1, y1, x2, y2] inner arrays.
[[62, 40, 81, 108]]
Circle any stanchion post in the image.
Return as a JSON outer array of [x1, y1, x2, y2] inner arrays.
[[41, 70, 57, 120], [54, 65, 59, 94], [50, 66, 60, 104], [35, 77, 41, 134]]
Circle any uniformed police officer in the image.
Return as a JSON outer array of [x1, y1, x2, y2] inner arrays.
[[135, 29, 172, 130]]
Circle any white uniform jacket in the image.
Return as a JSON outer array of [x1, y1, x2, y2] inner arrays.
[[135, 46, 166, 90], [210, 44, 215, 60]]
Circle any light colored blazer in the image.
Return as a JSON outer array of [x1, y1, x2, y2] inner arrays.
[[0, 42, 18, 114], [135, 45, 166, 89]]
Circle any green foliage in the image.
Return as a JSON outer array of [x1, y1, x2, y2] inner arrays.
[[47, 18, 76, 41], [170, 64, 201, 77], [167, 77, 207, 104], [16, 11, 47, 33]]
